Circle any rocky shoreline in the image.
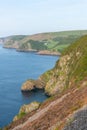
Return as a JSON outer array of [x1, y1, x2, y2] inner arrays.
[[21, 79, 46, 92], [3, 45, 61, 56], [16, 48, 38, 53], [13, 101, 40, 122], [37, 50, 61, 56]]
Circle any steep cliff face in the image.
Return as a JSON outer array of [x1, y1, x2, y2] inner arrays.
[[22, 35, 87, 96], [5, 35, 87, 130], [3, 35, 26, 49], [44, 35, 87, 95]]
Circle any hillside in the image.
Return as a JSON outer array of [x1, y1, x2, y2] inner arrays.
[[3, 30, 87, 53], [2, 35, 27, 49], [4, 35, 87, 130]]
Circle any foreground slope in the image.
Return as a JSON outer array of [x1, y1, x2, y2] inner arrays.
[[5, 35, 87, 130], [3, 30, 87, 53]]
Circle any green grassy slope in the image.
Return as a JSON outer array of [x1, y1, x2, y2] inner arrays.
[[44, 35, 87, 95], [3, 35, 27, 49], [3, 30, 87, 52], [62, 35, 87, 82]]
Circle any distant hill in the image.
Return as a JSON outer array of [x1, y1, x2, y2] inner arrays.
[[5, 35, 87, 130], [2, 30, 87, 53]]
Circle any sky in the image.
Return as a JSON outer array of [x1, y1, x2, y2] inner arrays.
[[0, 0, 87, 37]]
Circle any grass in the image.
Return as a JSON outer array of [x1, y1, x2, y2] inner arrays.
[[8, 35, 26, 41], [56, 44, 70, 52], [44, 35, 87, 96], [63, 35, 87, 82], [15, 112, 26, 120], [46, 40, 58, 50], [4, 30, 87, 52]]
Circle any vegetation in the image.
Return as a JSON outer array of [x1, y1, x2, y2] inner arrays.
[[15, 112, 26, 120], [28, 40, 47, 50], [62, 35, 87, 82], [7, 35, 26, 41], [3, 33, 87, 130], [41, 35, 87, 95], [3, 30, 87, 52], [40, 69, 54, 83]]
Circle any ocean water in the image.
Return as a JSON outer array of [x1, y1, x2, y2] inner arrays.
[[0, 45, 58, 127]]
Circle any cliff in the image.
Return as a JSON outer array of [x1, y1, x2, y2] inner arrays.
[[45, 35, 87, 95], [4, 35, 87, 130], [3, 30, 87, 53], [21, 35, 87, 96], [3, 35, 26, 49]]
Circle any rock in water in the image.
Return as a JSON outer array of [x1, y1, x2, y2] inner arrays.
[[21, 79, 35, 91], [13, 101, 40, 121], [21, 78, 46, 92]]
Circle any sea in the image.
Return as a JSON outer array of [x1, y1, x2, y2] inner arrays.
[[0, 45, 58, 127]]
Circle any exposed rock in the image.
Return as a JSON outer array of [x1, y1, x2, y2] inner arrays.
[[45, 55, 72, 96], [45, 39, 85, 96], [34, 78, 46, 89], [37, 50, 61, 56], [21, 80, 35, 91], [13, 101, 40, 121], [6, 84, 87, 130], [21, 78, 46, 92], [20, 102, 40, 113]]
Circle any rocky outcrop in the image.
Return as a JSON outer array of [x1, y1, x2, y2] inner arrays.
[[45, 55, 71, 95], [21, 80, 35, 91], [5, 83, 87, 130], [21, 78, 46, 92], [13, 101, 40, 121], [37, 50, 61, 56]]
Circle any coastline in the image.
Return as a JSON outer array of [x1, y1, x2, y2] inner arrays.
[[0, 45, 58, 128], [37, 50, 61, 56], [3, 45, 61, 56]]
